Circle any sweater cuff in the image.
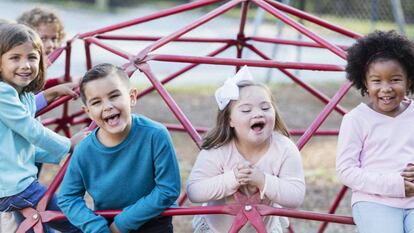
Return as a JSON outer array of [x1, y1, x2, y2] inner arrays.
[[393, 174, 406, 198], [35, 91, 48, 112], [113, 215, 129, 233], [223, 170, 239, 192], [261, 173, 277, 200]]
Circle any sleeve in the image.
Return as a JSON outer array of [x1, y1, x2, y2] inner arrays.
[[261, 141, 305, 208], [186, 148, 240, 203], [58, 149, 111, 233], [34, 147, 64, 164], [113, 128, 181, 233], [35, 91, 48, 112], [0, 83, 70, 157], [336, 114, 405, 197]]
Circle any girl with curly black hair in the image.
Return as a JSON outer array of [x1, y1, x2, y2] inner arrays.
[[336, 30, 414, 233]]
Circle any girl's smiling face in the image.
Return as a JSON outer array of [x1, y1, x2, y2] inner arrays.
[[0, 41, 40, 93], [365, 59, 410, 117], [229, 85, 275, 146]]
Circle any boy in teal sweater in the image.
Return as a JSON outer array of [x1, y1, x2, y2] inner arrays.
[[58, 63, 181, 233]]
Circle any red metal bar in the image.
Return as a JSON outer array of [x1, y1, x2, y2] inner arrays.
[[264, 0, 362, 39], [149, 54, 344, 71], [145, 0, 242, 53], [235, 1, 249, 72], [79, 0, 223, 38], [137, 63, 202, 145], [64, 41, 72, 82], [47, 47, 65, 64], [85, 37, 132, 60], [97, 34, 235, 44], [245, 44, 347, 115], [85, 41, 92, 70], [296, 81, 352, 149], [253, 0, 347, 60], [248, 36, 348, 50], [137, 43, 233, 99], [318, 185, 349, 233]]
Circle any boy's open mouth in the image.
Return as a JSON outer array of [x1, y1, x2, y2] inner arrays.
[[103, 113, 120, 126]]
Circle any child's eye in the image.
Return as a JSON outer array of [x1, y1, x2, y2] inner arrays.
[[262, 107, 271, 111], [9, 56, 19, 60], [90, 101, 100, 106], [110, 94, 120, 99], [29, 56, 39, 61], [241, 109, 251, 113]]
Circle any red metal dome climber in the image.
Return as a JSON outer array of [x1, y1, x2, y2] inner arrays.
[[17, 0, 362, 232]]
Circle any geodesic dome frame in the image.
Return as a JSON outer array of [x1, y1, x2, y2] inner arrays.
[[17, 0, 363, 232]]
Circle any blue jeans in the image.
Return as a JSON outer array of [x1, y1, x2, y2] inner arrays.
[[0, 181, 81, 233], [131, 216, 173, 233], [353, 201, 414, 233]]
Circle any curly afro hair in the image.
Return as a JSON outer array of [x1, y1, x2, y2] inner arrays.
[[346, 30, 414, 96]]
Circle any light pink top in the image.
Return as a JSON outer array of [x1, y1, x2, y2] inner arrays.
[[336, 100, 414, 208], [187, 133, 305, 233]]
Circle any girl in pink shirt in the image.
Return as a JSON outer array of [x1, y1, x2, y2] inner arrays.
[[187, 66, 305, 233], [336, 30, 414, 233]]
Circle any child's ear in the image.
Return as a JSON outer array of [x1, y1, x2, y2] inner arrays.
[[129, 88, 138, 107], [81, 105, 91, 118]]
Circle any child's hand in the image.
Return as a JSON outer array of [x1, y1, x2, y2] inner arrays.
[[69, 128, 90, 151], [245, 166, 265, 191], [109, 222, 121, 233], [401, 163, 414, 182], [44, 82, 79, 103], [404, 181, 414, 197], [234, 161, 251, 185]]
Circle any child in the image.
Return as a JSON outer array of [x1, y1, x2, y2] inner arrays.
[[18, 7, 66, 89], [17, 7, 65, 57], [58, 63, 181, 233], [186, 66, 306, 233], [0, 23, 84, 232], [336, 30, 414, 233]]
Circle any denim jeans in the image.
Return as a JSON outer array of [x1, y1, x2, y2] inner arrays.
[[353, 201, 414, 233], [112, 215, 173, 233], [0, 180, 81, 233]]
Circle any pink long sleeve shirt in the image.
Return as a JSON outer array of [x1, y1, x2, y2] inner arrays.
[[187, 133, 305, 233], [336, 101, 414, 208]]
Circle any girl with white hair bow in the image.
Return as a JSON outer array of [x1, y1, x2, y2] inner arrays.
[[186, 66, 306, 233]]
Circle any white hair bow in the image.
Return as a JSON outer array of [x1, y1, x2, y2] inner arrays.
[[214, 65, 254, 110]]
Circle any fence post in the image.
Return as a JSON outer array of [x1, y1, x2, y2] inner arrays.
[[390, 0, 406, 35], [96, 0, 109, 11]]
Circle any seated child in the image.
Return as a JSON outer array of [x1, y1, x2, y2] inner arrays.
[[187, 66, 306, 233], [58, 63, 181, 233], [336, 30, 414, 233]]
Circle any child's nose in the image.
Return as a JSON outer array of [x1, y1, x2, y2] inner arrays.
[[380, 83, 392, 92], [253, 109, 264, 118], [20, 60, 31, 69], [103, 101, 114, 110]]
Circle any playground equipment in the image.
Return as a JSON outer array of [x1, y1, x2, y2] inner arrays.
[[17, 0, 363, 232]]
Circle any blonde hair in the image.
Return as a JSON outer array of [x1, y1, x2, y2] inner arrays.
[[0, 23, 46, 93], [201, 80, 289, 150], [17, 7, 65, 44]]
